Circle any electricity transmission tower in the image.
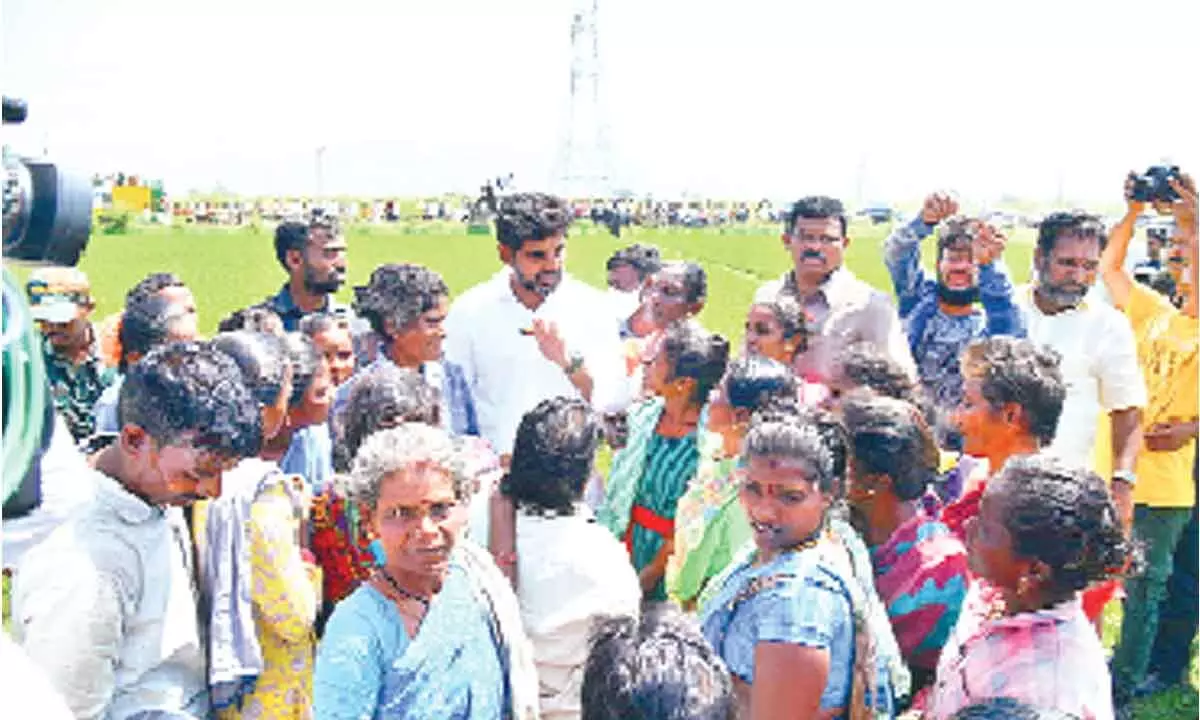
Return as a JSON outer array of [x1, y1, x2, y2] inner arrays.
[[554, 0, 613, 199]]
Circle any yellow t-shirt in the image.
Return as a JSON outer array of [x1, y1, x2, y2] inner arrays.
[[1126, 283, 1199, 507]]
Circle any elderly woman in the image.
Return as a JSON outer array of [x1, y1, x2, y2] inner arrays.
[[502, 397, 641, 719], [314, 424, 538, 720], [200, 330, 322, 718], [698, 403, 901, 720], [347, 263, 477, 436]]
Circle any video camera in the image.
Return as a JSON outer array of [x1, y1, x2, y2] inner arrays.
[[1130, 165, 1182, 204], [3, 96, 94, 266]]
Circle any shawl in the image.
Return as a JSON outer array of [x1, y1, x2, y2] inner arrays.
[[596, 397, 665, 538]]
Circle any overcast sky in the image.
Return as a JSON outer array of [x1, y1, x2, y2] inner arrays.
[[3, 0, 1198, 204]]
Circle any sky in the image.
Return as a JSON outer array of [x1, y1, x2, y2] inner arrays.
[[3, 0, 1198, 205]]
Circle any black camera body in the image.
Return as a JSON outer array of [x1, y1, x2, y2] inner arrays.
[[1130, 165, 1182, 203]]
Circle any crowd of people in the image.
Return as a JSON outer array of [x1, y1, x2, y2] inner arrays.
[[2, 171, 1197, 720]]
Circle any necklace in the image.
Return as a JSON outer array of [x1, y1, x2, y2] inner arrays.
[[375, 568, 431, 609]]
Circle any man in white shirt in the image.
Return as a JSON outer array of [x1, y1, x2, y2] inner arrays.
[[444, 192, 629, 457], [1016, 210, 1146, 529], [13, 342, 262, 719]]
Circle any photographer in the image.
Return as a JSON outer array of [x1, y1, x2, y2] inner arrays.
[[1101, 169, 1199, 706]]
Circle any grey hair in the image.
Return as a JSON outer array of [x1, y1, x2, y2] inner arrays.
[[337, 363, 441, 471], [347, 423, 469, 510]]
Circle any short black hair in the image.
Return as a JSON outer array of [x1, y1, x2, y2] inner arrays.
[[607, 243, 663, 279], [722, 355, 798, 410], [582, 607, 734, 720], [951, 697, 1080, 720], [841, 392, 939, 502], [282, 333, 321, 408], [661, 321, 730, 404], [990, 453, 1134, 603], [1036, 211, 1108, 259], [273, 219, 339, 270], [352, 263, 449, 338], [495, 192, 572, 251], [118, 295, 176, 373], [784, 195, 847, 238], [211, 331, 291, 409], [124, 272, 186, 306], [961, 337, 1065, 447], [337, 363, 440, 472], [502, 397, 601, 516], [217, 304, 284, 335], [117, 341, 261, 458]]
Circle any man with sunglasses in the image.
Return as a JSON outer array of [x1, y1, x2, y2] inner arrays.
[[754, 195, 914, 386]]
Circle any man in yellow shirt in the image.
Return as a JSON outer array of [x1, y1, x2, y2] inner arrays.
[[1100, 170, 1199, 704]]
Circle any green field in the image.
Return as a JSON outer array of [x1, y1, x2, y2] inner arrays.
[[4, 220, 1196, 718]]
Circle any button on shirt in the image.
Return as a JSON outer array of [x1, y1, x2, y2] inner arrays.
[[754, 268, 916, 384], [13, 469, 209, 720], [444, 269, 630, 455], [1017, 286, 1147, 472]]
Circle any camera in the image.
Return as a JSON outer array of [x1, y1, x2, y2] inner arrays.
[[2, 96, 94, 266], [1130, 165, 1182, 204]]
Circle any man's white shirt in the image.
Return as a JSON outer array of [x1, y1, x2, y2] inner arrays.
[[445, 268, 631, 455], [1016, 285, 1147, 472]]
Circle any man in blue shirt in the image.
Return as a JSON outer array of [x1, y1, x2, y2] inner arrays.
[[883, 193, 1024, 446], [265, 218, 350, 332]]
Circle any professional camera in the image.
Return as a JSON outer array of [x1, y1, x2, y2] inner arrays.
[[2, 96, 94, 266], [1130, 165, 1182, 204]]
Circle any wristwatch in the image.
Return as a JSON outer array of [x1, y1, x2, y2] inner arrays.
[[563, 351, 585, 376], [1112, 470, 1138, 487]]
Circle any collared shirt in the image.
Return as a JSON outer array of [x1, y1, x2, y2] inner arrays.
[[265, 284, 351, 333], [445, 269, 631, 455], [883, 217, 1025, 417], [754, 267, 916, 384], [1016, 286, 1147, 472], [42, 335, 117, 442], [929, 585, 1114, 720], [13, 469, 209, 719]]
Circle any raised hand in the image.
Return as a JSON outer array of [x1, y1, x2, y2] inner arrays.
[[974, 222, 1007, 266], [921, 192, 959, 226]]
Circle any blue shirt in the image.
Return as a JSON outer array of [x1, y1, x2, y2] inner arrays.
[[332, 355, 479, 438], [883, 217, 1025, 417], [280, 423, 333, 492]]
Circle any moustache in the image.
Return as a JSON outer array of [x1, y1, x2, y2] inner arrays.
[[800, 249, 824, 261]]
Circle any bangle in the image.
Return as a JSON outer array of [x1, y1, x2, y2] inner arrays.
[[1112, 470, 1137, 488]]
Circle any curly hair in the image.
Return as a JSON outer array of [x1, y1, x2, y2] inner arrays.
[[840, 391, 939, 502], [990, 453, 1134, 600], [960, 336, 1065, 446], [337, 363, 441, 472], [124, 272, 186, 306], [722, 356, 798, 411], [352, 263, 449, 338], [837, 342, 920, 403], [217, 304, 285, 336], [1036, 210, 1108, 258], [502, 397, 601, 516], [118, 341, 261, 458], [118, 295, 178, 372], [784, 195, 847, 238], [582, 606, 734, 720], [744, 399, 846, 497], [749, 294, 808, 352], [661, 321, 730, 404], [951, 697, 1080, 720], [346, 423, 467, 511], [606, 243, 663, 279], [211, 331, 292, 409], [282, 332, 321, 408], [495, 192, 572, 251]]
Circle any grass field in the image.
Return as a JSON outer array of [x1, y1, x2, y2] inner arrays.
[[4, 220, 1197, 718]]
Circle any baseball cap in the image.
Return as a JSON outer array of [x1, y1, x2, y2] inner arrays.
[[26, 267, 92, 323]]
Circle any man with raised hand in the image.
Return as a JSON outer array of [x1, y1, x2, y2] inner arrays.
[[883, 193, 1024, 446], [1101, 171, 1198, 706]]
